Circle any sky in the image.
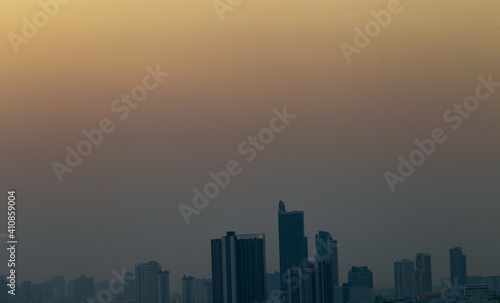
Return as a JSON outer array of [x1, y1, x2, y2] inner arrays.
[[1, 0, 500, 296]]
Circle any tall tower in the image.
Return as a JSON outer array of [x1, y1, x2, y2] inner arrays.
[[183, 275, 196, 303], [287, 262, 315, 303], [315, 231, 337, 303], [211, 231, 267, 303], [415, 253, 432, 294], [135, 261, 161, 303], [449, 247, 467, 286], [316, 231, 339, 286], [394, 259, 416, 300], [159, 270, 170, 303], [278, 201, 308, 293]]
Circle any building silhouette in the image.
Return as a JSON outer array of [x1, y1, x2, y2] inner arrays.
[[183, 275, 196, 303], [51, 276, 65, 303], [315, 231, 338, 303], [450, 247, 467, 286], [394, 259, 416, 300], [278, 201, 308, 293], [287, 262, 315, 303], [204, 280, 213, 303], [344, 266, 374, 303], [415, 253, 432, 294], [74, 275, 94, 302], [183, 276, 212, 303], [124, 272, 135, 300], [348, 266, 373, 288], [316, 231, 339, 287], [159, 270, 170, 303], [211, 231, 267, 303], [135, 261, 162, 303]]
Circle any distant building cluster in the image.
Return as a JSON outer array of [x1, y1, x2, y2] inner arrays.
[[2, 201, 500, 303]]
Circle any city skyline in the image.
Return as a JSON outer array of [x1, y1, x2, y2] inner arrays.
[[1, 201, 498, 295], [1, 0, 499, 300], [3, 241, 499, 302], [2, 215, 496, 297]]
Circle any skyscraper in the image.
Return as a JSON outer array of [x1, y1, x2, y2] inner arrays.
[[450, 247, 467, 286], [316, 231, 339, 287], [394, 260, 416, 300], [348, 266, 373, 289], [183, 275, 196, 303], [159, 270, 170, 303], [279, 201, 308, 293], [211, 231, 267, 303], [135, 261, 161, 303], [182, 276, 211, 303], [315, 231, 338, 303], [287, 262, 315, 303], [415, 253, 432, 294], [74, 275, 94, 302]]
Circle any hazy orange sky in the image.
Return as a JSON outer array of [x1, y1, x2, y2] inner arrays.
[[1, 0, 499, 295]]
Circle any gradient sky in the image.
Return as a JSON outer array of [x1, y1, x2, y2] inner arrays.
[[1, 0, 499, 296]]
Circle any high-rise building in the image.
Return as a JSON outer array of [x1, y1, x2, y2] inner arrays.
[[348, 267, 373, 289], [135, 261, 161, 303], [345, 267, 374, 303], [450, 247, 467, 286], [159, 270, 170, 303], [51, 276, 65, 303], [75, 275, 94, 302], [211, 231, 267, 303], [183, 275, 196, 303], [415, 253, 432, 294], [182, 276, 211, 303], [316, 231, 339, 287], [315, 255, 334, 303], [278, 201, 308, 293], [394, 260, 416, 300], [287, 262, 315, 303]]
